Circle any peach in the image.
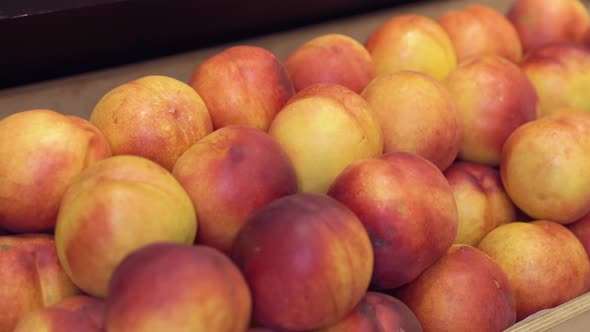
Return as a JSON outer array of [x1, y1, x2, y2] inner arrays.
[[520, 42, 590, 117], [443, 55, 539, 166], [316, 291, 423, 332], [507, 0, 590, 54], [13, 295, 105, 332], [284, 33, 375, 93], [361, 71, 462, 171], [395, 244, 516, 332], [437, 4, 522, 62], [478, 221, 590, 321], [189, 45, 295, 131], [500, 111, 590, 224], [568, 212, 590, 258], [268, 83, 383, 194], [232, 193, 373, 331], [172, 125, 298, 253], [106, 243, 251, 332], [444, 161, 517, 246], [365, 14, 457, 80], [584, 26, 590, 46], [90, 75, 213, 170], [327, 152, 457, 290], [0, 234, 80, 332], [0, 109, 111, 232], [55, 155, 197, 297]]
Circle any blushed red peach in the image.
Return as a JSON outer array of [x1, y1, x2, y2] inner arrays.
[[584, 27, 590, 46], [500, 111, 590, 224], [172, 125, 298, 253], [478, 221, 590, 321], [0, 234, 80, 332], [365, 14, 457, 80], [395, 244, 516, 332], [13, 295, 105, 332], [268, 83, 383, 194], [568, 212, 590, 258], [444, 161, 516, 246], [327, 152, 458, 290], [361, 71, 462, 171], [106, 243, 251, 332], [443, 55, 539, 166], [507, 0, 590, 54], [0, 109, 111, 232], [284, 33, 375, 93], [55, 155, 197, 297], [190, 45, 295, 131], [520, 42, 590, 116], [316, 291, 423, 332], [232, 193, 374, 331], [90, 75, 213, 170], [437, 4, 522, 62]]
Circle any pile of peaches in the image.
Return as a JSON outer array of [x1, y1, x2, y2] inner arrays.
[[2, 0, 590, 331]]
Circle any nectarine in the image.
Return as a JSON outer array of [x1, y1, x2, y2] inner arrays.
[[0, 234, 80, 331], [366, 14, 457, 80], [189, 45, 295, 131], [0, 110, 111, 232], [500, 111, 590, 224], [443, 55, 539, 166], [106, 243, 251, 332], [395, 244, 516, 332], [284, 33, 375, 93], [478, 221, 590, 321], [55, 155, 197, 297], [232, 193, 373, 331], [90, 75, 213, 170], [361, 71, 462, 171], [328, 152, 458, 290], [172, 125, 298, 253]]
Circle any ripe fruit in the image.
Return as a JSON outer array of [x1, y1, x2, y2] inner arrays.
[[507, 0, 590, 54], [316, 291, 423, 332], [395, 244, 516, 332], [172, 125, 298, 253], [0, 109, 111, 232], [437, 4, 522, 62], [500, 111, 590, 224], [366, 14, 457, 80], [284, 33, 375, 93], [361, 71, 462, 171], [90, 75, 213, 170], [189, 45, 295, 131], [443, 55, 539, 166], [568, 212, 590, 258], [13, 296, 105, 332], [106, 243, 251, 332], [328, 152, 458, 290], [55, 155, 197, 297], [520, 42, 590, 117], [444, 161, 516, 246], [232, 193, 373, 331], [0, 234, 80, 331], [268, 83, 383, 194], [478, 221, 590, 321]]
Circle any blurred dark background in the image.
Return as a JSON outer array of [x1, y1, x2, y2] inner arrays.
[[0, 0, 420, 89]]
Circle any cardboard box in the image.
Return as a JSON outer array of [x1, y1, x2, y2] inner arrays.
[[1, 0, 589, 330]]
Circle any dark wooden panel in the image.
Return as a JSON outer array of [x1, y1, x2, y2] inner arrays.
[[0, 0, 420, 89]]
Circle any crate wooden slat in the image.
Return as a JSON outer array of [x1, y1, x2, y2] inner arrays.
[[506, 293, 590, 332]]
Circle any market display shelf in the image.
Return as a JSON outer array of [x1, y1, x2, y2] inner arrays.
[[1, 0, 590, 331]]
